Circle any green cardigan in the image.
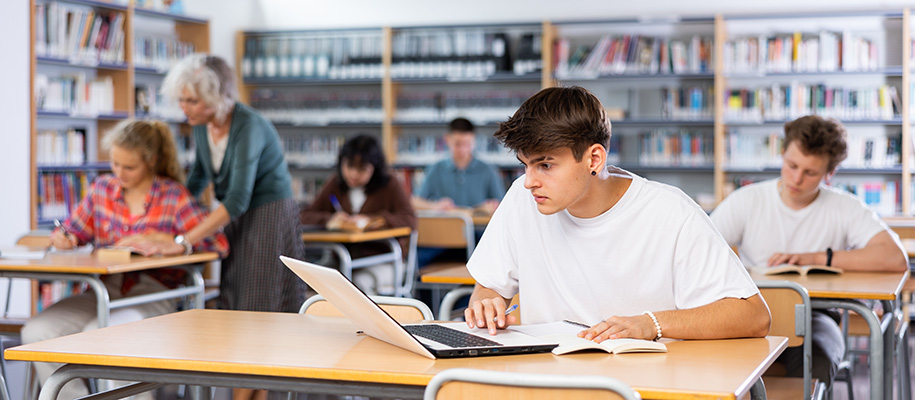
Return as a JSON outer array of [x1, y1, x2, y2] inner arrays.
[[186, 102, 292, 219]]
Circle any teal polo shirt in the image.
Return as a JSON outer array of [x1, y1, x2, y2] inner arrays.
[[416, 157, 505, 207]]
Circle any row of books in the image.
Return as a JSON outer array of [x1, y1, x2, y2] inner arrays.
[[725, 131, 903, 169], [731, 176, 900, 216], [134, 35, 195, 72], [723, 84, 900, 122], [395, 134, 518, 166], [37, 171, 95, 223], [637, 130, 715, 167], [34, 2, 126, 64], [390, 29, 541, 79], [660, 86, 714, 120], [242, 33, 384, 80], [35, 73, 115, 117], [554, 35, 713, 78], [723, 31, 879, 74], [135, 83, 185, 121], [282, 134, 346, 168], [36, 281, 87, 313], [36, 128, 86, 166], [394, 91, 534, 124], [250, 90, 384, 125], [290, 175, 328, 206]]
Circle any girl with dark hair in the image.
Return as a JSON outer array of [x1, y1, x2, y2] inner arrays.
[[300, 134, 417, 293]]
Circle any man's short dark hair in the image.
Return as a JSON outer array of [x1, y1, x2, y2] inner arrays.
[[494, 86, 610, 161], [448, 118, 475, 134], [783, 115, 848, 172]]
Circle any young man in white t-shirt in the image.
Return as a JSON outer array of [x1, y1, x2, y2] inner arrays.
[[710, 115, 908, 388], [464, 86, 770, 344]]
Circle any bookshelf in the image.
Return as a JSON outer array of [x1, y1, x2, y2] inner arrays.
[[30, 0, 209, 229], [549, 17, 718, 208], [235, 9, 915, 216], [236, 24, 546, 203], [718, 10, 911, 215]]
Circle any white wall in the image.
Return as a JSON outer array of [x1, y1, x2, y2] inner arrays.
[[0, 1, 31, 244], [184, 0, 265, 67], [249, 0, 915, 30]]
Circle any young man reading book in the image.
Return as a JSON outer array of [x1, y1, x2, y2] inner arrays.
[[464, 86, 770, 344], [710, 114, 908, 388]]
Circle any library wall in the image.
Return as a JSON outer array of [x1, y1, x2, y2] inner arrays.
[[249, 0, 915, 29], [1, 0, 37, 319], [1, 0, 31, 245]]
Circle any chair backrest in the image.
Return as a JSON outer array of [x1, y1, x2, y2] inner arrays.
[[416, 210, 475, 260], [424, 368, 640, 400], [16, 231, 51, 248], [299, 294, 434, 323], [756, 281, 812, 399]]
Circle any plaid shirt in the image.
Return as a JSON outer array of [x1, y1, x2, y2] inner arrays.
[[59, 175, 229, 294]]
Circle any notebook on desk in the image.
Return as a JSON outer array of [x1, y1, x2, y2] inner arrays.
[[280, 255, 558, 359]]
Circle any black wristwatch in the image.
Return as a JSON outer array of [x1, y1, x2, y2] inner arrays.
[[825, 248, 833, 267]]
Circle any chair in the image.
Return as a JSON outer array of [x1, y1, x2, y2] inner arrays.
[[299, 294, 433, 322], [756, 280, 823, 400], [423, 368, 640, 400], [413, 210, 475, 318]]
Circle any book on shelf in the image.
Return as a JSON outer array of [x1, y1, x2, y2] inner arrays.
[[35, 2, 125, 64], [750, 264, 842, 276], [724, 83, 900, 122], [36, 73, 114, 117], [38, 171, 94, 223], [555, 34, 712, 78], [36, 280, 88, 313], [243, 32, 384, 80], [37, 128, 86, 166], [724, 30, 877, 74], [510, 321, 667, 355]]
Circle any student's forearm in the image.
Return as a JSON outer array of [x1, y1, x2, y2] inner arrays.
[[185, 205, 231, 245], [652, 295, 770, 339], [830, 243, 908, 272]]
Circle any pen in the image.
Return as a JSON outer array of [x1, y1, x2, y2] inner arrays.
[[53, 219, 74, 242], [492, 304, 519, 322], [563, 319, 591, 329], [329, 194, 344, 213]]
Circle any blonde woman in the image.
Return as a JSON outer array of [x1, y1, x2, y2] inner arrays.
[[29, 119, 228, 399]]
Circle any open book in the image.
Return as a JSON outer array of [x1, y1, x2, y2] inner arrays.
[[0, 246, 48, 260], [751, 264, 842, 276], [509, 321, 667, 355], [338, 216, 385, 233]]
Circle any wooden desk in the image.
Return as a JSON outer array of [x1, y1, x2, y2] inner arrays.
[[419, 264, 473, 286], [6, 309, 788, 400], [418, 264, 474, 319], [301, 227, 413, 297], [0, 252, 217, 327], [752, 270, 909, 400]]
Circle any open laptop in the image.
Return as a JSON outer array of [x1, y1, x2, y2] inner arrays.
[[280, 255, 558, 359]]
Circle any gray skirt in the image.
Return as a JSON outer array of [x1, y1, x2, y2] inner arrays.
[[219, 197, 306, 312]]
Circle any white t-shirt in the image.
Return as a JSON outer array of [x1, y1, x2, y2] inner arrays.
[[467, 167, 759, 325], [349, 187, 367, 213], [710, 179, 904, 268]]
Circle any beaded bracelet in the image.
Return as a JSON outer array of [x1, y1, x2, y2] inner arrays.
[[643, 311, 662, 341]]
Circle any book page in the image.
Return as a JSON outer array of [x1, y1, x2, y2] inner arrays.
[[0, 246, 48, 260], [509, 321, 585, 337]]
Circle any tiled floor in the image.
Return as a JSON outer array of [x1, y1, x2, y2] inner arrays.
[[831, 324, 912, 400]]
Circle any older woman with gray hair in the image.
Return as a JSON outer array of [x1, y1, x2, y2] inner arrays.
[[144, 54, 305, 320]]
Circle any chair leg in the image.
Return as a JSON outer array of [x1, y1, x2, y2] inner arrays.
[[897, 320, 911, 400]]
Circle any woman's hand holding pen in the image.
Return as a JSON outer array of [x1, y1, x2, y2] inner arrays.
[[50, 219, 77, 250], [578, 314, 656, 343], [465, 296, 517, 335]]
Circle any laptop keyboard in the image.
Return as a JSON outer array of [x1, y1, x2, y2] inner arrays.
[[404, 324, 503, 348]]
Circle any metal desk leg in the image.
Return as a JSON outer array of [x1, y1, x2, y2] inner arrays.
[[812, 299, 885, 400], [749, 378, 767, 400]]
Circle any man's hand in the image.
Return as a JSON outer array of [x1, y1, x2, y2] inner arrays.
[[579, 314, 657, 342], [465, 285, 517, 335], [767, 252, 822, 267]]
